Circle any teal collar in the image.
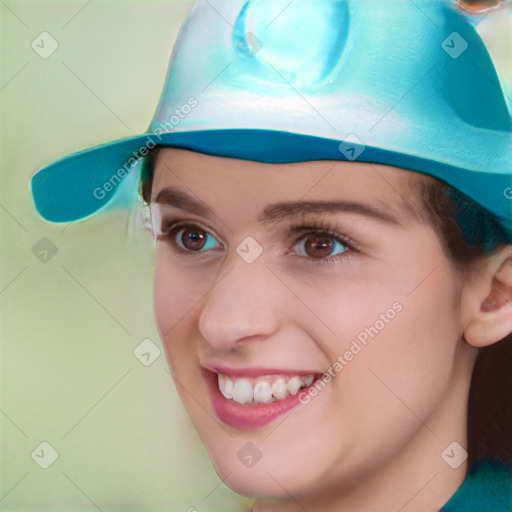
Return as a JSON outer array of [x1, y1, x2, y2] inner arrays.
[[441, 459, 511, 511]]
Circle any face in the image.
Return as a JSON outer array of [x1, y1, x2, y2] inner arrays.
[[149, 148, 473, 500]]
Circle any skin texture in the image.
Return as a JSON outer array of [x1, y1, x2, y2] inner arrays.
[[149, 148, 512, 512]]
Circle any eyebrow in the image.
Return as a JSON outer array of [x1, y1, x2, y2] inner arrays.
[[154, 186, 404, 227]]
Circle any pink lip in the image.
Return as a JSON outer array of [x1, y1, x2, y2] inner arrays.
[[201, 368, 321, 430]]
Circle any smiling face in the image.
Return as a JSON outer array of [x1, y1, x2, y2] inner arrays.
[[149, 148, 478, 507]]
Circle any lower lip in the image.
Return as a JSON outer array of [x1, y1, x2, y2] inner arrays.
[[202, 369, 319, 430]]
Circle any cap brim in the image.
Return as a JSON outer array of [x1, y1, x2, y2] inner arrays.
[[31, 128, 511, 231]]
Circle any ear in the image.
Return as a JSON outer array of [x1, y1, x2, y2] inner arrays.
[[462, 245, 512, 347]]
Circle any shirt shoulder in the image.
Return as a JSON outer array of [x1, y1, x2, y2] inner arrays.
[[441, 458, 511, 512]]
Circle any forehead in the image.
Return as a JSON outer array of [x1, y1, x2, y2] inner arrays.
[[151, 148, 421, 222]]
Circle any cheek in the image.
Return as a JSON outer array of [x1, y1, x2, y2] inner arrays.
[[309, 249, 463, 460], [397, 269, 462, 392], [153, 262, 182, 338], [335, 261, 462, 444], [152, 252, 207, 357]]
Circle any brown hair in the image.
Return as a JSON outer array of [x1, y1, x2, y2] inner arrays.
[[139, 149, 512, 468], [410, 176, 511, 469]]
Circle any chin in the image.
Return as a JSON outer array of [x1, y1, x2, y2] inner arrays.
[[202, 443, 316, 499], [214, 466, 293, 499]]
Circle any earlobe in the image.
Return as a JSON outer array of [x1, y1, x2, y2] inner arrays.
[[463, 247, 512, 348]]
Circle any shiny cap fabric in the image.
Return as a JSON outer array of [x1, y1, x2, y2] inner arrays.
[[31, 0, 512, 231]]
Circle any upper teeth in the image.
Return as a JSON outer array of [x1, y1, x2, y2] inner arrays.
[[218, 373, 316, 404]]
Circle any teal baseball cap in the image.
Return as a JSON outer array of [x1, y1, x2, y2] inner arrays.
[[31, 0, 512, 231]]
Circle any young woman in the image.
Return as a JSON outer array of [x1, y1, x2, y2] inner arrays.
[[31, 1, 511, 510]]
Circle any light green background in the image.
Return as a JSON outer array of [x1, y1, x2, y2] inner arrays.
[[0, 1, 510, 511], [0, 1, 250, 510]]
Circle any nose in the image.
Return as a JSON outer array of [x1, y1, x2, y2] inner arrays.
[[198, 254, 283, 350]]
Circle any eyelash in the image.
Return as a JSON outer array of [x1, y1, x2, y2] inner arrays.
[[156, 218, 358, 266]]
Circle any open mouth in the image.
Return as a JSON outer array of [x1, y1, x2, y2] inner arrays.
[[217, 372, 321, 405], [201, 368, 324, 429]]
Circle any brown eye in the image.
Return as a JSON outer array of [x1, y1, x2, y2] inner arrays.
[[180, 227, 209, 251], [157, 220, 222, 254], [298, 234, 346, 259]]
